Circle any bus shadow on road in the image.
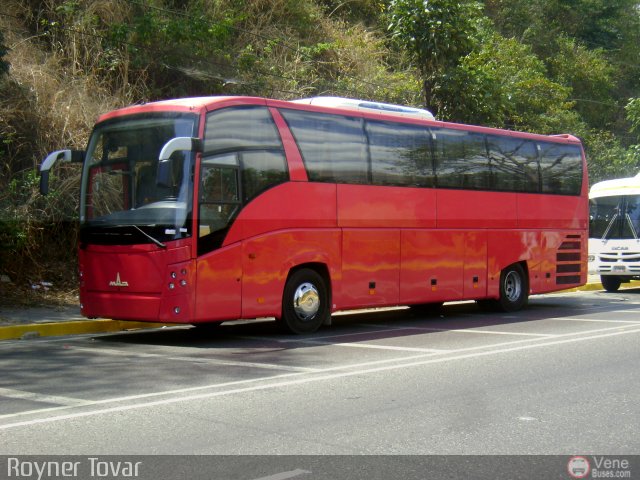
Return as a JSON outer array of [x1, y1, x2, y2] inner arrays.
[[93, 290, 640, 350]]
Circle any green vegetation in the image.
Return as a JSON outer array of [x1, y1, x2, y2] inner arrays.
[[0, 0, 639, 290]]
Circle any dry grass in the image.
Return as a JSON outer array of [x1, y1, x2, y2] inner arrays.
[[0, 0, 423, 308], [0, 2, 134, 304], [0, 281, 79, 308]]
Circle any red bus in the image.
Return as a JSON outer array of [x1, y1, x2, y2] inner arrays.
[[40, 96, 588, 333]]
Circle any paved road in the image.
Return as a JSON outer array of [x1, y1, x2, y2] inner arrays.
[[1, 289, 639, 461]]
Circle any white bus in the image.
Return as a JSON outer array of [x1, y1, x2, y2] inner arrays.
[[588, 172, 640, 291]]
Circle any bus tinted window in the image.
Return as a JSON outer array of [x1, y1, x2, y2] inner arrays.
[[241, 150, 288, 203], [204, 106, 282, 153], [486, 136, 539, 192], [280, 109, 367, 184], [366, 120, 434, 187], [434, 129, 490, 190], [539, 143, 583, 195], [279, 106, 582, 195]]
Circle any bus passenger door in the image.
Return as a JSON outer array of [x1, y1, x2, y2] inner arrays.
[[195, 156, 243, 322]]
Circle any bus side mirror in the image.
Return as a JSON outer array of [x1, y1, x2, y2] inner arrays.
[[39, 149, 84, 195], [156, 137, 201, 188]]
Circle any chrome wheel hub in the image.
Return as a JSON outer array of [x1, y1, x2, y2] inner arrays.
[[293, 282, 320, 321]]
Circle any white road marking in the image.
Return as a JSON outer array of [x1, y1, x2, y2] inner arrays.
[[251, 469, 311, 480], [261, 335, 448, 352], [0, 371, 304, 421], [0, 387, 92, 407], [240, 326, 416, 343], [69, 346, 321, 373], [359, 325, 557, 337], [1, 325, 639, 430], [554, 318, 640, 324], [330, 342, 447, 353]]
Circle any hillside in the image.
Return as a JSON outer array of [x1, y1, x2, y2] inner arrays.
[[1, 0, 639, 297]]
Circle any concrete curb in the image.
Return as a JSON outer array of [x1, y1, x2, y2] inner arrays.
[[561, 282, 603, 293], [0, 281, 630, 341], [0, 319, 167, 341]]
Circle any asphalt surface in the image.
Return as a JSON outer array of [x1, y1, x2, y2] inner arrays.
[[1, 288, 639, 458], [1, 284, 639, 480]]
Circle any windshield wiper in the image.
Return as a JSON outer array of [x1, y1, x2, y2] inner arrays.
[[625, 214, 639, 240], [131, 225, 166, 249], [601, 213, 619, 240]]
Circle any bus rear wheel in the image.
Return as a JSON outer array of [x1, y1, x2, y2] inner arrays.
[[281, 268, 330, 334], [497, 263, 528, 312], [601, 275, 621, 292], [479, 263, 529, 312]]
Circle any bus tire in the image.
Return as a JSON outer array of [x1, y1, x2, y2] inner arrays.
[[281, 268, 330, 334], [497, 263, 528, 312], [601, 275, 621, 292]]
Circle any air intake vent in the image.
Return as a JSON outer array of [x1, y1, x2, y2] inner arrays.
[[556, 235, 583, 285]]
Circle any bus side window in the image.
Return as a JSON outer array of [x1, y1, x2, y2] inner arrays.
[[366, 120, 434, 187], [240, 150, 288, 203], [539, 143, 583, 195], [433, 129, 490, 190], [486, 136, 538, 193], [280, 108, 367, 184]]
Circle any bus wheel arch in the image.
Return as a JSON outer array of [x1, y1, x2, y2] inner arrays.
[[280, 263, 332, 334]]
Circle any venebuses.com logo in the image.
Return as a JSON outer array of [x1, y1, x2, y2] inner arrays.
[[568, 456, 591, 478], [568, 456, 632, 479]]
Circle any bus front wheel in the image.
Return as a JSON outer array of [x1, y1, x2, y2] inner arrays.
[[281, 268, 330, 334], [601, 275, 621, 292]]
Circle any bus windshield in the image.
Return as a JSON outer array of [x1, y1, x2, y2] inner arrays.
[[79, 113, 198, 245], [589, 195, 640, 240]]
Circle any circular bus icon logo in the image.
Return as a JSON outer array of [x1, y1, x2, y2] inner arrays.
[[568, 456, 590, 478]]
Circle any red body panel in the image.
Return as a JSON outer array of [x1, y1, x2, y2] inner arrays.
[[223, 182, 337, 245], [337, 185, 436, 228], [340, 229, 401, 309], [195, 244, 242, 321], [78, 96, 588, 324], [437, 190, 517, 229], [400, 230, 465, 303], [517, 193, 588, 230]]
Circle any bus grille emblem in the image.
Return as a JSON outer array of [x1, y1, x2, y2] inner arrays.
[[109, 272, 129, 287]]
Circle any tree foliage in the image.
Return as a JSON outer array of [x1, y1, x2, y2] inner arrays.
[[387, 0, 483, 114], [440, 31, 579, 132], [627, 98, 640, 133], [389, 0, 640, 180]]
